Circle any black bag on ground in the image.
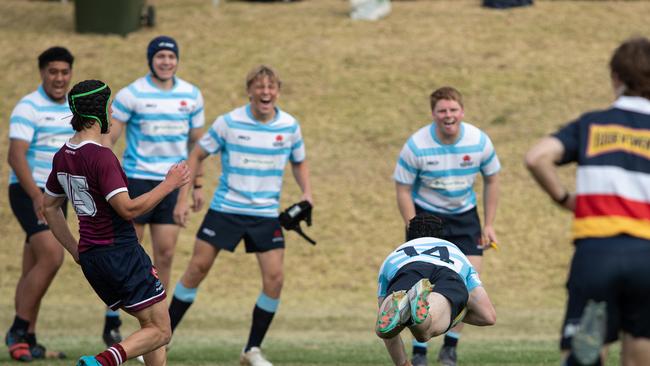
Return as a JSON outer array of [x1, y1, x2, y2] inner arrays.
[[483, 0, 533, 9]]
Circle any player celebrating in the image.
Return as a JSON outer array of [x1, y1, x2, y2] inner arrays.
[[105, 35, 205, 345], [42, 79, 190, 366], [168, 65, 313, 366], [6, 46, 74, 362], [394, 86, 501, 366], [376, 213, 496, 366]]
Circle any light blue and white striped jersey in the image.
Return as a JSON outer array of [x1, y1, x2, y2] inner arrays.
[[112, 75, 205, 180], [199, 104, 306, 217], [377, 237, 481, 297], [394, 122, 500, 213], [8, 85, 73, 187]]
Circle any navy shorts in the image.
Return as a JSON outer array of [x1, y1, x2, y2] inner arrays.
[[560, 236, 650, 350], [387, 261, 469, 331], [196, 210, 285, 253], [415, 205, 483, 256], [79, 241, 166, 312], [9, 183, 68, 241], [128, 178, 179, 225]]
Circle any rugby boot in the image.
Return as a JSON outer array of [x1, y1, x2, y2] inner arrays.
[[5, 329, 32, 362], [29, 343, 66, 359], [376, 290, 411, 338], [407, 279, 434, 324], [77, 355, 102, 366], [240, 347, 273, 366], [411, 352, 428, 366], [437, 345, 457, 366], [572, 300, 607, 365]]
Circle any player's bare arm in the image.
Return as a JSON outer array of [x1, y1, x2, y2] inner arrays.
[[291, 160, 313, 204], [188, 127, 206, 212], [111, 162, 190, 221], [524, 136, 575, 211], [106, 118, 124, 147], [43, 195, 79, 262], [395, 183, 416, 226], [480, 173, 500, 248], [462, 286, 496, 326], [8, 139, 46, 221], [174, 145, 209, 226]]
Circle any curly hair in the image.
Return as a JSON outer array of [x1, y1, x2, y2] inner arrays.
[[68, 80, 111, 132], [407, 212, 445, 241]]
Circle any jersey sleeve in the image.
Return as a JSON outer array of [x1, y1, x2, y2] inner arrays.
[[466, 266, 482, 292], [111, 87, 135, 123], [393, 137, 419, 185], [190, 88, 205, 129], [198, 116, 227, 155], [480, 133, 501, 176], [289, 123, 306, 163], [96, 149, 129, 200], [9, 100, 37, 142], [552, 119, 580, 165]]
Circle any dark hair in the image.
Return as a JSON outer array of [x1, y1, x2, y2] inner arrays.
[[610, 37, 650, 100], [430, 86, 463, 111], [38, 47, 74, 70], [68, 80, 111, 133], [407, 212, 444, 241]]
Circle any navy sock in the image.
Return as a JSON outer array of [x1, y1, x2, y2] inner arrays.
[[245, 305, 276, 351], [443, 334, 459, 348], [26, 333, 36, 347], [9, 316, 29, 334], [103, 315, 121, 334], [564, 354, 603, 366], [412, 345, 427, 356], [169, 296, 193, 333]]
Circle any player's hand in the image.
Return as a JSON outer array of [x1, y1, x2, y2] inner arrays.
[[301, 193, 313, 206], [31, 191, 47, 225], [165, 162, 191, 189], [173, 199, 190, 228], [479, 225, 498, 250], [192, 187, 204, 212]]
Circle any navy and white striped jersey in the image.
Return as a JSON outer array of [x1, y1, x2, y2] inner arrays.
[[394, 122, 500, 213], [112, 75, 205, 180], [199, 104, 306, 217], [377, 237, 481, 297], [8, 85, 74, 187]]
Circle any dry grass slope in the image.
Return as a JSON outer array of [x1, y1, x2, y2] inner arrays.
[[0, 0, 648, 355]]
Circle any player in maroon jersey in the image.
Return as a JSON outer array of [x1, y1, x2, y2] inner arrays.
[[42, 79, 190, 366]]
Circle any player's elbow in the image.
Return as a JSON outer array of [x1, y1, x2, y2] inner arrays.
[[479, 307, 496, 326]]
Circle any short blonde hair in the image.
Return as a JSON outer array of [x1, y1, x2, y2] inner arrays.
[[430, 86, 463, 111], [245, 64, 282, 90]]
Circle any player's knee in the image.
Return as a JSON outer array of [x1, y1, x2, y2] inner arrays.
[[158, 325, 172, 346], [264, 272, 284, 291], [413, 333, 432, 343]]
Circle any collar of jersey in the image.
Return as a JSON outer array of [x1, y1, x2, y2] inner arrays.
[[38, 84, 68, 105], [430, 121, 465, 146], [145, 74, 178, 92], [245, 104, 280, 125], [65, 140, 103, 149], [612, 96, 650, 115]]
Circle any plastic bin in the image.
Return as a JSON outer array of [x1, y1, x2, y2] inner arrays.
[[74, 0, 150, 36]]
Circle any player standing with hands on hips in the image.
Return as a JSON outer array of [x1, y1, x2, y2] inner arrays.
[[526, 37, 650, 366], [168, 65, 313, 366], [43, 79, 190, 366], [394, 86, 500, 366]]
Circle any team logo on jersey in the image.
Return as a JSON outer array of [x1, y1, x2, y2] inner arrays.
[[238, 135, 251, 141], [145, 103, 157, 108], [44, 116, 55, 121], [460, 154, 474, 167], [273, 134, 284, 147], [178, 100, 191, 113], [587, 124, 650, 159]]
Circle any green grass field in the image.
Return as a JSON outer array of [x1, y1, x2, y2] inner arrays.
[[0, 0, 648, 364]]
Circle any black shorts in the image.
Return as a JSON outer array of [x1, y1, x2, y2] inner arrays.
[[196, 210, 285, 253], [9, 183, 68, 242], [415, 205, 483, 256], [128, 178, 179, 225], [79, 241, 166, 312], [560, 235, 650, 350], [387, 261, 469, 331]]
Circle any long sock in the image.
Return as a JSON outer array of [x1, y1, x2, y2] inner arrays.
[[564, 353, 603, 366], [443, 331, 460, 348], [412, 340, 427, 355], [244, 293, 279, 351], [169, 282, 197, 332], [103, 310, 121, 334], [95, 343, 127, 366], [26, 333, 36, 347], [9, 316, 29, 334]]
